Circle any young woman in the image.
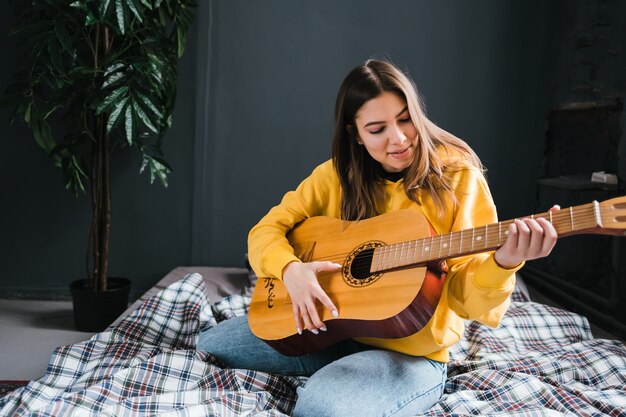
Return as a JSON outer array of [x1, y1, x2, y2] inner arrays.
[[198, 59, 558, 417]]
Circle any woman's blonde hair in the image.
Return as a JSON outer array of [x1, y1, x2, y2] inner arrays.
[[331, 58, 483, 221]]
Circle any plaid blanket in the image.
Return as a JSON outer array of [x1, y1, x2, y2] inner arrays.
[[1, 273, 625, 417]]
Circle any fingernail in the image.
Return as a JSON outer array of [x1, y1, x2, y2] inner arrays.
[[320, 326, 327, 332], [311, 329, 319, 335], [332, 309, 339, 318], [297, 327, 302, 335], [334, 263, 342, 268]]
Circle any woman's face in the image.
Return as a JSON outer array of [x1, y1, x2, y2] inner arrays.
[[354, 91, 418, 173]]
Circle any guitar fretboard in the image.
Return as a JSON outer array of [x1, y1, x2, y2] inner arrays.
[[370, 201, 602, 273]]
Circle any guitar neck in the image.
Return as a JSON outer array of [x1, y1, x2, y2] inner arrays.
[[370, 201, 604, 273]]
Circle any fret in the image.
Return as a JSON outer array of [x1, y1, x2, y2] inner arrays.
[[498, 222, 502, 245], [405, 241, 410, 266], [413, 239, 418, 264], [507, 220, 514, 240], [399, 242, 405, 268], [437, 235, 442, 259], [448, 231, 457, 257], [569, 206, 574, 231], [483, 224, 488, 249], [425, 236, 433, 258], [549, 210, 553, 224], [393, 244, 399, 268], [382, 245, 390, 271], [472, 225, 482, 250], [420, 237, 425, 263], [370, 248, 378, 272], [430, 235, 439, 261], [405, 241, 411, 266], [459, 230, 464, 254]]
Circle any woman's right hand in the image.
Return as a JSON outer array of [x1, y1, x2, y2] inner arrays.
[[282, 261, 341, 335]]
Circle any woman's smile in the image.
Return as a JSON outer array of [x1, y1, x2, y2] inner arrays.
[[388, 146, 411, 159]]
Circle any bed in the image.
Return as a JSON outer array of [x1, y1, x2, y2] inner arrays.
[[1, 267, 625, 416]]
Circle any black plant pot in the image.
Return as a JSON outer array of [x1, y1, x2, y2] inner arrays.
[[69, 277, 131, 332]]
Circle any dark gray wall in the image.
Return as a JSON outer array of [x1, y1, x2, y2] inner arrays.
[[0, 0, 554, 297]]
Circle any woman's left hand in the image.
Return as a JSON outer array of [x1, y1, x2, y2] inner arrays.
[[493, 205, 560, 269]]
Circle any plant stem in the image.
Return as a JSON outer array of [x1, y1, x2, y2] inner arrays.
[[89, 24, 112, 292], [97, 113, 111, 292], [88, 24, 101, 291]]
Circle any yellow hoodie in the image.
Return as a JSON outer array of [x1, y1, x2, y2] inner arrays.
[[248, 155, 521, 362]]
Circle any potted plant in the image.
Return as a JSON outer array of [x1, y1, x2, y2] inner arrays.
[[2, 0, 196, 331]]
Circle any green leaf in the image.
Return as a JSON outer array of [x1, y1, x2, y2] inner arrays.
[[115, 0, 126, 34], [48, 36, 64, 73], [100, 0, 113, 19], [24, 103, 32, 124], [55, 21, 74, 55], [69, 2, 87, 11], [30, 117, 56, 153], [97, 86, 128, 114], [140, 153, 170, 187], [65, 155, 88, 195], [176, 25, 185, 57], [43, 104, 63, 120], [124, 103, 134, 145], [49, 142, 70, 158], [40, 122, 56, 153], [136, 92, 163, 119], [72, 155, 89, 180], [103, 70, 125, 89], [139, 0, 153, 9], [106, 97, 128, 133], [69, 66, 97, 76], [85, 10, 98, 26], [132, 101, 158, 133], [105, 63, 125, 76], [157, 6, 167, 26], [125, 0, 143, 22]]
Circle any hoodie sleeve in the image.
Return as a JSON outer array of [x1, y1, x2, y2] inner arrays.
[[442, 166, 523, 327], [247, 161, 337, 280]]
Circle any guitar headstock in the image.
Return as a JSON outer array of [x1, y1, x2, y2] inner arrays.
[[599, 196, 626, 235]]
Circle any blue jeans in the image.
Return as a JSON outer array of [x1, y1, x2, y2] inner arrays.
[[197, 315, 446, 417]]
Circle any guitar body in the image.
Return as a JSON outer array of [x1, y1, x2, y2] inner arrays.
[[248, 210, 447, 356]]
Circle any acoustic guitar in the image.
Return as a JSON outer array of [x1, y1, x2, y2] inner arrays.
[[248, 197, 626, 356]]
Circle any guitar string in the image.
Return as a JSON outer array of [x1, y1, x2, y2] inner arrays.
[[309, 210, 602, 264], [310, 210, 616, 268], [296, 208, 620, 269]]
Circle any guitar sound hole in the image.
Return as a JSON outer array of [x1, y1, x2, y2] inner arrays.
[[350, 248, 375, 280]]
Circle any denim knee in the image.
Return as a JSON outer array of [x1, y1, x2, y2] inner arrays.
[[292, 350, 446, 417]]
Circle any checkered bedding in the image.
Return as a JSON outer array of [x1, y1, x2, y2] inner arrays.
[[1, 273, 625, 416]]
